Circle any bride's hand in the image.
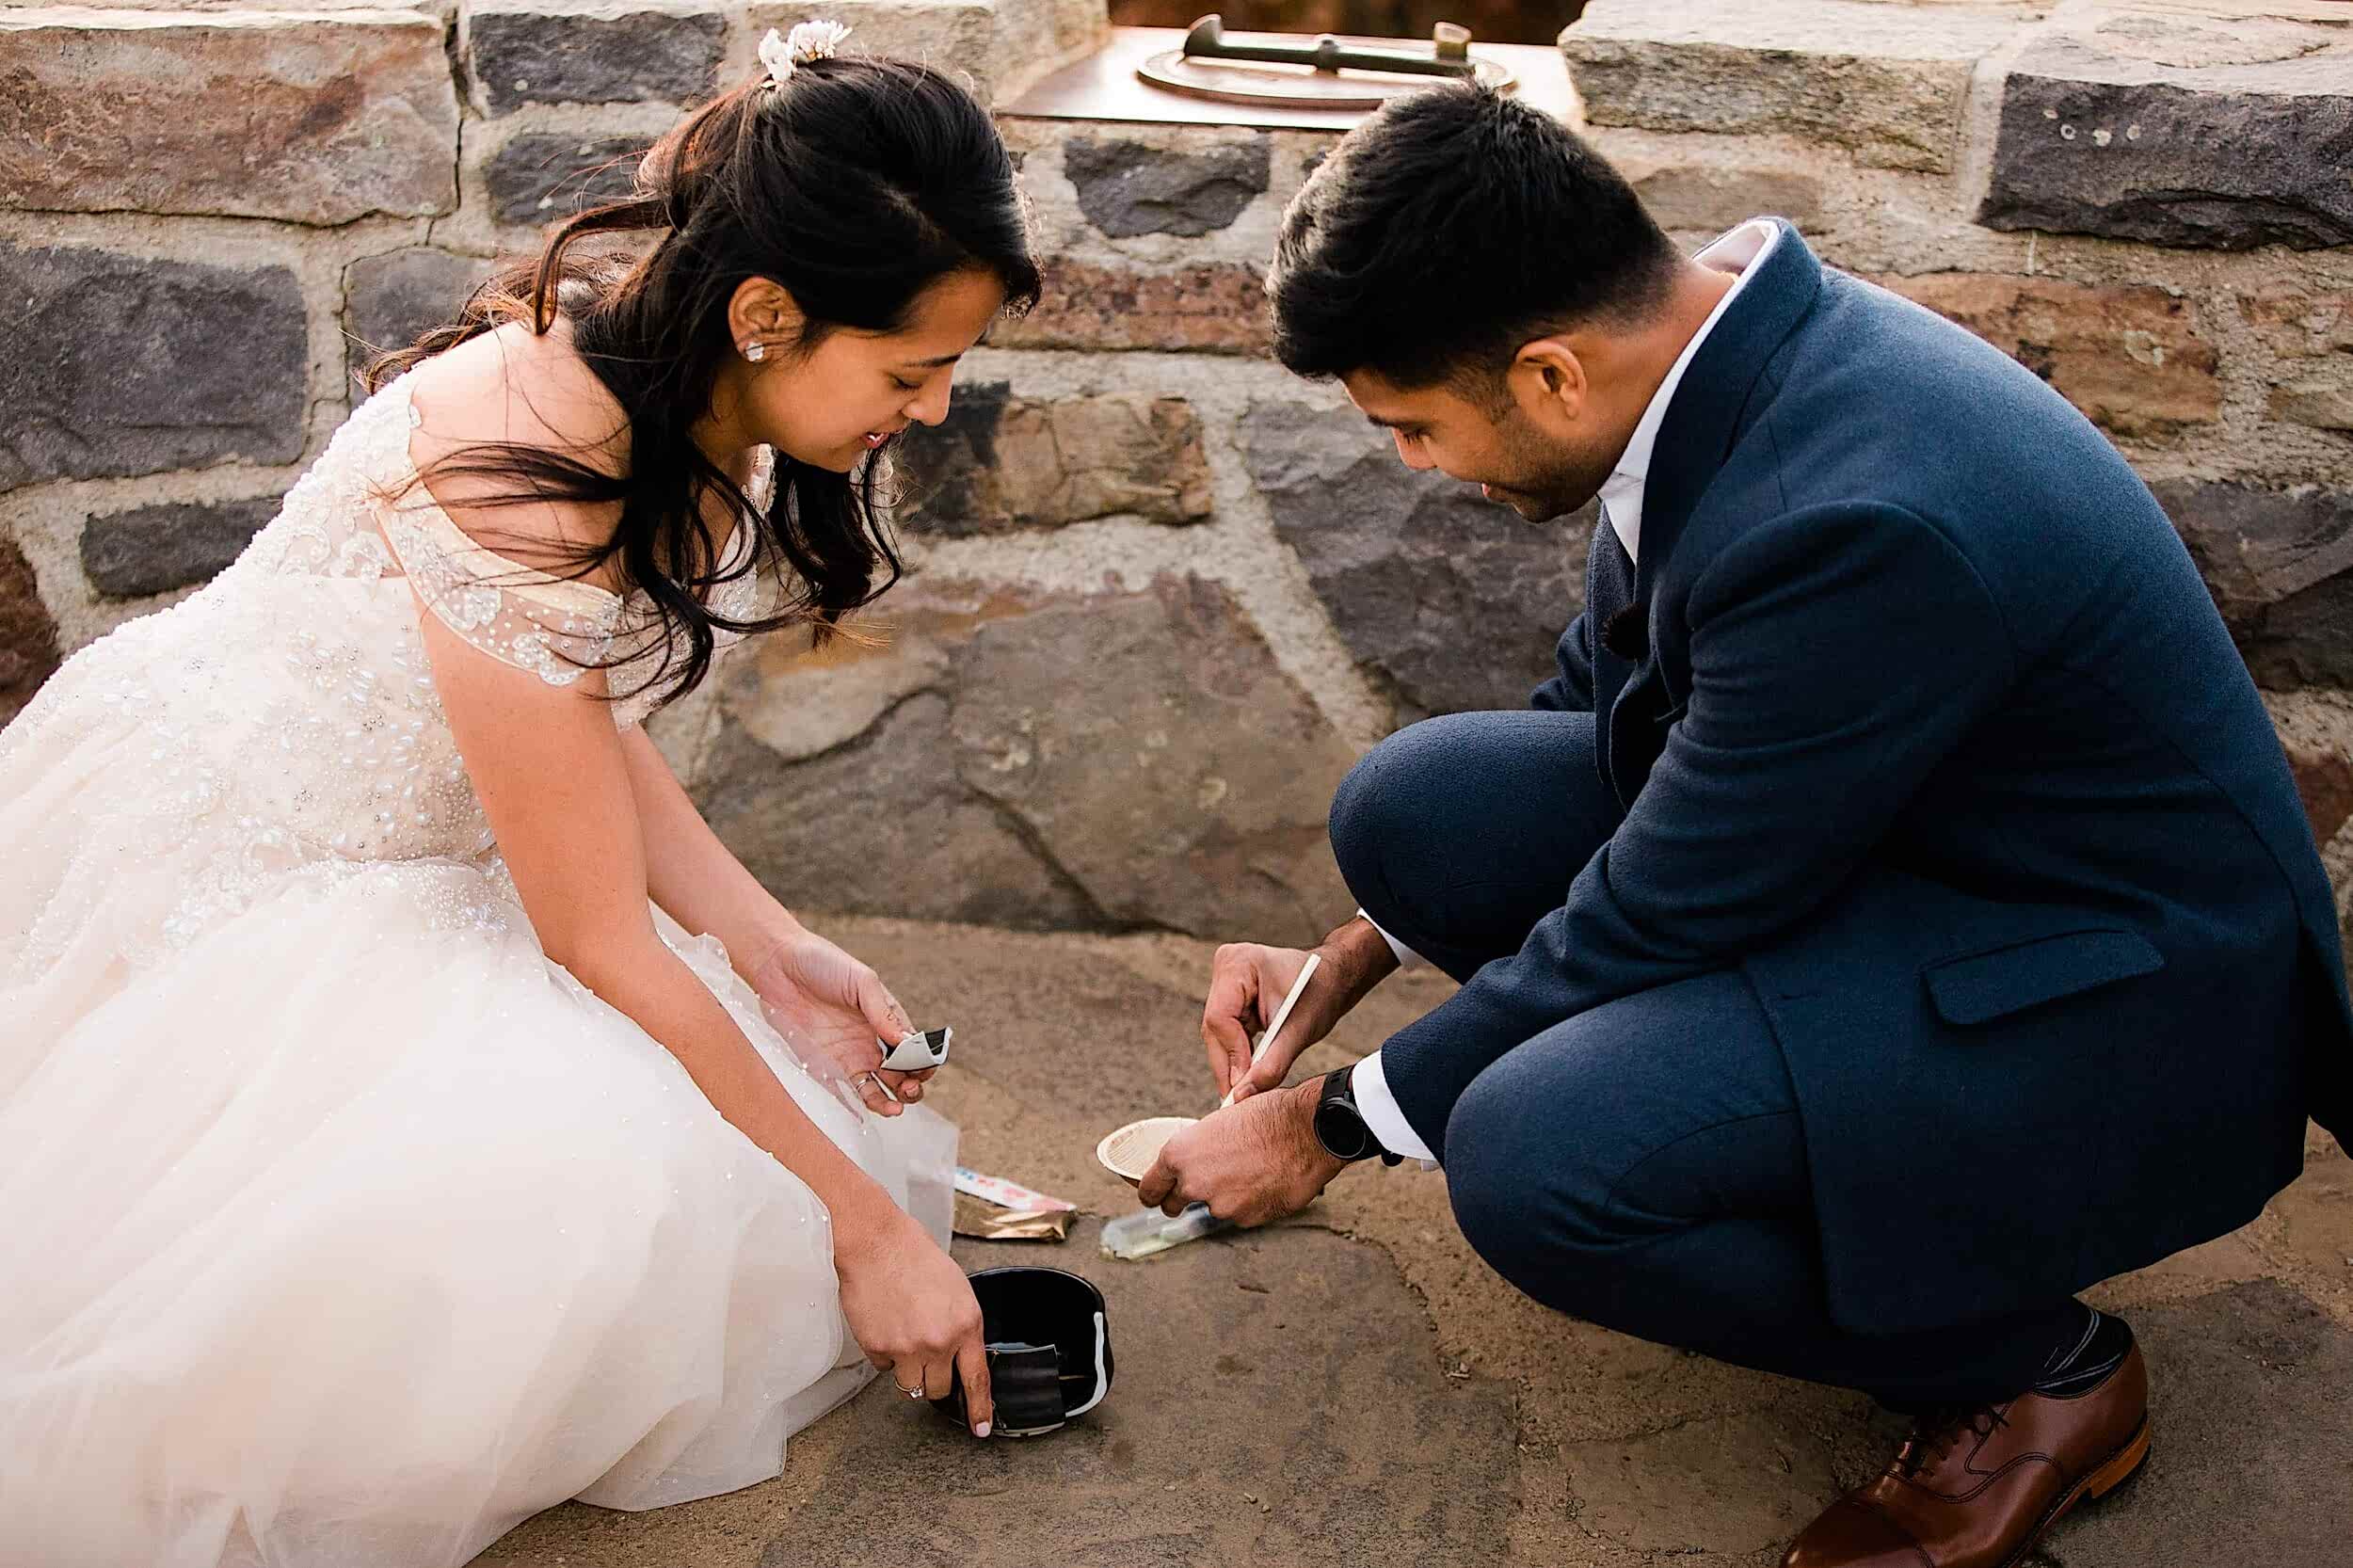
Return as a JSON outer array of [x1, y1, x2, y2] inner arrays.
[[837, 1206, 994, 1436], [747, 927, 931, 1116]]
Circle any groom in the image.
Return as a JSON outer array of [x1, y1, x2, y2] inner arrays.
[[1139, 86, 2353, 1567]]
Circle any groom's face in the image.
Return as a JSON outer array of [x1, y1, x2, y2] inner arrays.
[[1341, 366, 1611, 524]]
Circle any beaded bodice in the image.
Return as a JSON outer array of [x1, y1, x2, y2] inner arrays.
[[0, 375, 772, 974], [235, 373, 771, 720]]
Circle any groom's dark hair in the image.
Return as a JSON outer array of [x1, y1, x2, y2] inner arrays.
[[1269, 85, 1681, 390]]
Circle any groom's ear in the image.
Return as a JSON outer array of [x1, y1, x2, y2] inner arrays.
[[1506, 338, 1589, 433]]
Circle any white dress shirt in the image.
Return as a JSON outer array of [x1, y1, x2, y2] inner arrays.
[[1350, 218, 1786, 1166]]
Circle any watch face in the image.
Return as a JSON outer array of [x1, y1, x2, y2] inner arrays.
[[1313, 1097, 1374, 1162]]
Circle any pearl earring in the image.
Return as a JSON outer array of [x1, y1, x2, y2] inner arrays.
[[740, 340, 766, 362]]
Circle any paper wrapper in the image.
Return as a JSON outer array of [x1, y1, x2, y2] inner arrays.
[[953, 1191, 1074, 1242]]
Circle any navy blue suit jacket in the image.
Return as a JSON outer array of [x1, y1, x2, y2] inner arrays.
[[1381, 225, 2353, 1333]]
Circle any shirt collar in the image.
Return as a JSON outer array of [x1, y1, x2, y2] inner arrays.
[[1599, 217, 1783, 563]]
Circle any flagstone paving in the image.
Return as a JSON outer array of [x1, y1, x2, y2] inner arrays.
[[479, 918, 2353, 1568]]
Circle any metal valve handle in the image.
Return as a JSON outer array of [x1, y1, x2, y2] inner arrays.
[[1177, 13, 1480, 80]]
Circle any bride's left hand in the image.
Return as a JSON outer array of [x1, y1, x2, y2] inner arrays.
[[747, 928, 932, 1116]]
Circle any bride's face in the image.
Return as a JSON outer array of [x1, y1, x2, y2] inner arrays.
[[721, 267, 1007, 473]]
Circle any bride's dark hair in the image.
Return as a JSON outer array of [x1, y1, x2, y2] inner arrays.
[[368, 56, 1039, 702]]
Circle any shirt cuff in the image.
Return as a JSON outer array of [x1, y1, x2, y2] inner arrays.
[[1351, 1050, 1439, 1166], [1356, 908, 1425, 970]]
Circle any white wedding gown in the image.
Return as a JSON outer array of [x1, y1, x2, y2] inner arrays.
[[0, 372, 956, 1567]]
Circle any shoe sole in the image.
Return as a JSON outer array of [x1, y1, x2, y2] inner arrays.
[[1998, 1415, 2152, 1568]]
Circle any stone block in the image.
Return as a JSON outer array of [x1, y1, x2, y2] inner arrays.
[[1979, 24, 2353, 251], [2154, 479, 2353, 691], [996, 260, 1271, 354], [0, 8, 457, 224], [1879, 273, 2220, 439], [0, 536, 59, 728], [2031, 1282, 2353, 1564], [948, 576, 1356, 939], [2084, 1229, 2272, 1310], [1064, 135, 1271, 238], [1561, 1411, 1845, 1556], [2273, 382, 2353, 437], [2246, 290, 2353, 358], [461, 0, 727, 115], [2268, 691, 2353, 846], [2242, 289, 2353, 437], [2243, 581, 2353, 695], [971, 0, 1110, 102], [1240, 401, 1592, 723], [345, 248, 500, 393], [2266, 1144, 2353, 1286], [715, 1223, 1515, 1568], [723, 629, 952, 763], [698, 689, 1101, 931], [694, 579, 1355, 940], [1560, 0, 2031, 174], [486, 133, 648, 228], [895, 383, 1213, 535], [744, 1, 998, 96], [81, 496, 283, 600], [0, 244, 308, 493], [1625, 162, 1823, 235]]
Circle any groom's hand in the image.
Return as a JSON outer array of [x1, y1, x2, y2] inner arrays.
[[1138, 1079, 1346, 1226], [1205, 918, 1397, 1103]]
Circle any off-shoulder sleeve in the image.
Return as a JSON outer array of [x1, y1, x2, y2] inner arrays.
[[372, 492, 624, 689]]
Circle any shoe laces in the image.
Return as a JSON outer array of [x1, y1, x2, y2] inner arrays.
[[1895, 1404, 2009, 1478]]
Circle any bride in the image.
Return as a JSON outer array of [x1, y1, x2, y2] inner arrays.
[[0, 27, 1032, 1566]]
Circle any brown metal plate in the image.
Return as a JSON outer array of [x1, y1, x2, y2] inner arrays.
[[1135, 46, 1515, 111], [1002, 26, 1577, 132]]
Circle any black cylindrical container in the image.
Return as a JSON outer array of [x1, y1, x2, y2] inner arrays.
[[936, 1266, 1112, 1437]]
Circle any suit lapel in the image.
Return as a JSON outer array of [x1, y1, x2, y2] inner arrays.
[[1630, 222, 1826, 606], [1596, 222, 1829, 807], [1587, 511, 1635, 799], [1607, 662, 1669, 809]]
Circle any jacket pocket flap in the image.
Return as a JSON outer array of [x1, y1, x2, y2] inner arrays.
[[1922, 929, 2164, 1027]]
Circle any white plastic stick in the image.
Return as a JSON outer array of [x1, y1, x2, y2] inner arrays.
[[1221, 952, 1321, 1108]]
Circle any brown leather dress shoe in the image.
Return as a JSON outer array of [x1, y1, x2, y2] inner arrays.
[[1783, 1334, 2150, 1568]]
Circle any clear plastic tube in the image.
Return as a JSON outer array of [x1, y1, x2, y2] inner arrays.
[[1100, 1202, 1231, 1259]]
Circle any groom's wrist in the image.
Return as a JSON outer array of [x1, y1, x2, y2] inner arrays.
[[1320, 916, 1400, 1009], [1289, 1078, 1352, 1188]]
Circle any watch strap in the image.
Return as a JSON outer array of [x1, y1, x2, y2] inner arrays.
[[1317, 1064, 1402, 1166]]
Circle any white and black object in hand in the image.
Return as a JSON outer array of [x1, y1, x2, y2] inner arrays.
[[878, 1027, 952, 1073], [1313, 1064, 1403, 1166]]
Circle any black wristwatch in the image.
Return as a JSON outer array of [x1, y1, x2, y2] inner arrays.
[[1313, 1064, 1403, 1166]]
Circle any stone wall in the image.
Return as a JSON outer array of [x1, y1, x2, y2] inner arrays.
[[1555, 0, 2353, 940], [0, 0, 1107, 712], [5, 0, 2353, 952]]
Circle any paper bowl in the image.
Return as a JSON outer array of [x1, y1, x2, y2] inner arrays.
[[1095, 1116, 1196, 1186]]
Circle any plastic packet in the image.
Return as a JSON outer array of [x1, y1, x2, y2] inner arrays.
[[954, 1167, 1076, 1212]]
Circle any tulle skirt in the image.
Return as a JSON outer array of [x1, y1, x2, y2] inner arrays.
[[0, 650, 955, 1567]]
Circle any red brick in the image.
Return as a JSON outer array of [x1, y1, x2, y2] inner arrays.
[[999, 260, 1272, 355], [1881, 273, 2220, 439]]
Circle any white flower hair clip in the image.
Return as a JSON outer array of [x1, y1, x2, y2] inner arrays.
[[759, 20, 853, 87]]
